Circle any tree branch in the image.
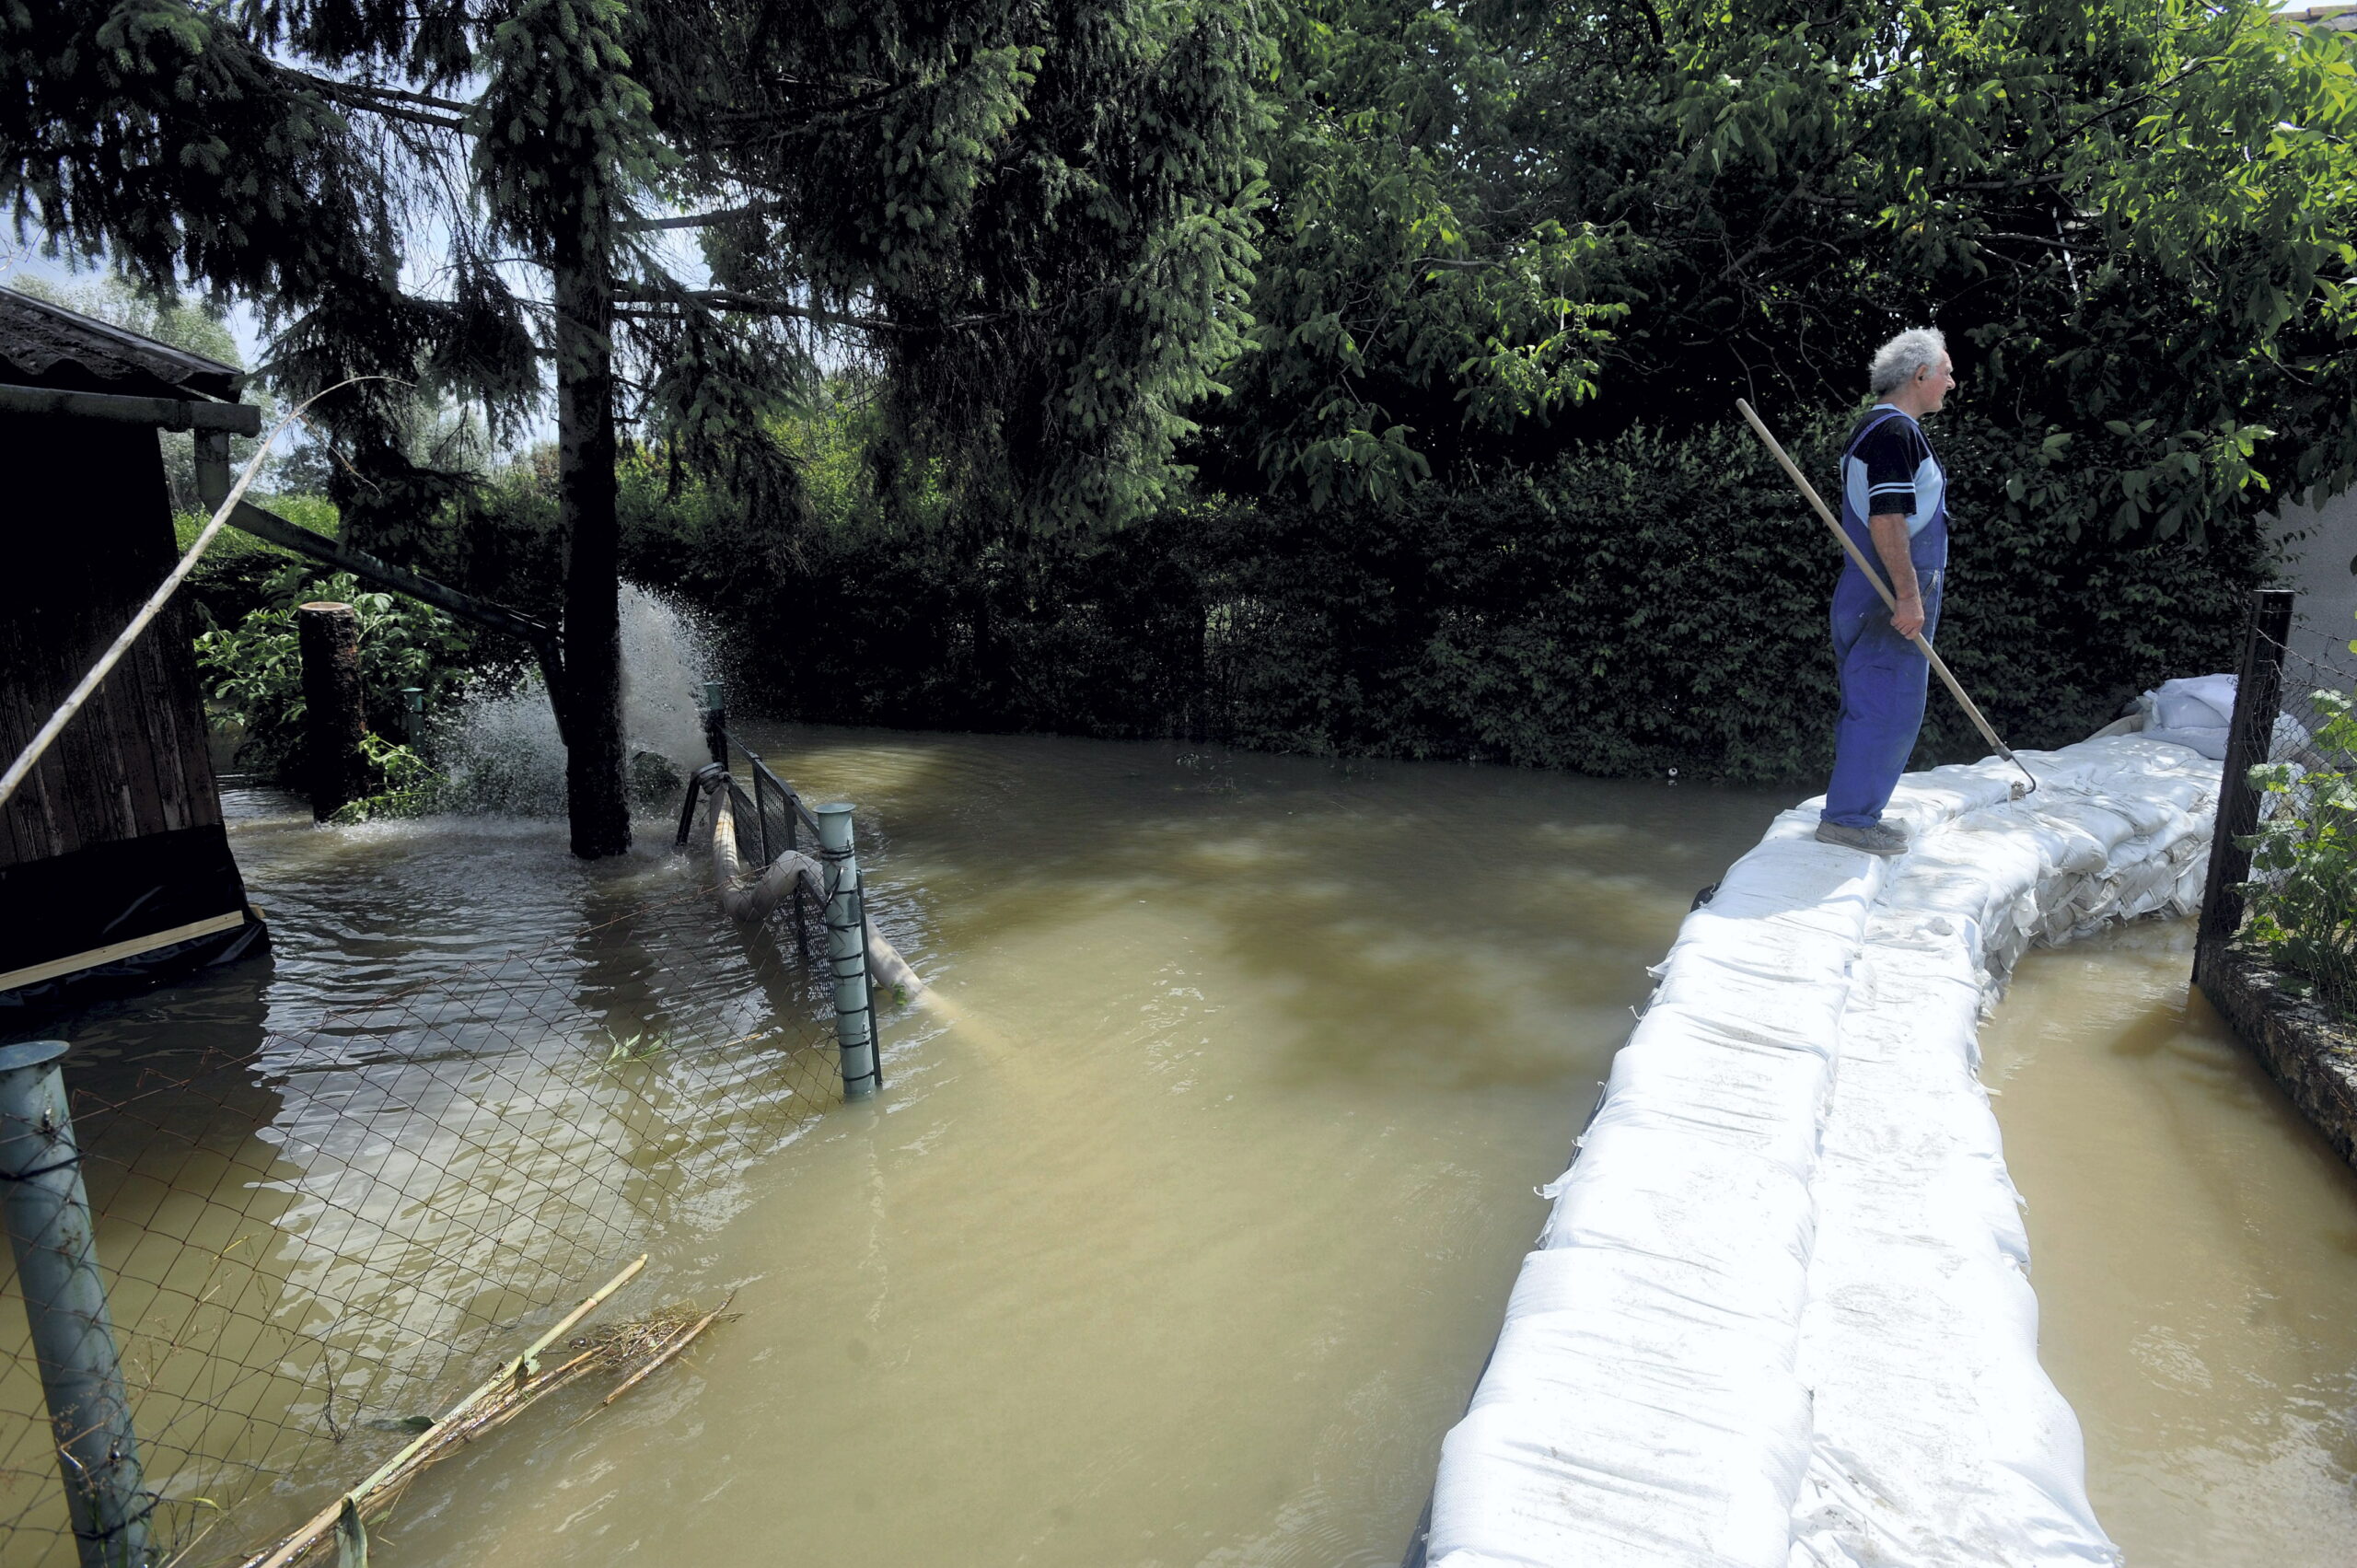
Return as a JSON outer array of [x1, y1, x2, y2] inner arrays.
[[620, 202, 783, 233], [612, 288, 900, 332], [1938, 171, 2071, 193], [285, 70, 470, 132], [614, 285, 1008, 334]]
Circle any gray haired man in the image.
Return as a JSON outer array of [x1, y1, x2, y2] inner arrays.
[[1816, 328, 1957, 856]]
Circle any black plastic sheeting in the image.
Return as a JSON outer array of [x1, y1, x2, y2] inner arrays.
[[0, 823, 264, 1011], [0, 915, 268, 1020]]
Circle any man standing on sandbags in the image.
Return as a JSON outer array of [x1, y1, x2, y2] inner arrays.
[[1815, 327, 1958, 857]]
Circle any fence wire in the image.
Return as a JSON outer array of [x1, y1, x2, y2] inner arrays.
[[0, 831, 865, 1567], [2230, 618, 2357, 1019]]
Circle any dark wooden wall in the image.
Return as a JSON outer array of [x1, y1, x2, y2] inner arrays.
[[0, 411, 223, 870]]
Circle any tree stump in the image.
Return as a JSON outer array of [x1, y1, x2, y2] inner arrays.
[[296, 601, 366, 821]]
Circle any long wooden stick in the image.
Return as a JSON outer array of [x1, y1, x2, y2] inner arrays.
[[242, 1254, 648, 1568], [1736, 398, 2038, 797]]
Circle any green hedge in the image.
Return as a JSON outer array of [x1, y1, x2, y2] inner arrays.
[[615, 411, 2276, 785]]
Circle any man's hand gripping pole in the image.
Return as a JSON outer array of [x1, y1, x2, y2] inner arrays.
[[1735, 398, 2038, 800]]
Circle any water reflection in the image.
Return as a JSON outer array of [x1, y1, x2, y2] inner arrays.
[[345, 727, 1778, 1568], [2, 784, 865, 1565], [1981, 920, 2357, 1566]]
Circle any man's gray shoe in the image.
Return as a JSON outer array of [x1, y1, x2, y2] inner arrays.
[[1815, 819, 1909, 856]]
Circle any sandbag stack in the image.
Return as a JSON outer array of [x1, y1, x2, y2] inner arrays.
[[1427, 735, 2219, 1568]]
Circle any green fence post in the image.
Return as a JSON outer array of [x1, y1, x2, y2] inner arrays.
[[814, 805, 879, 1096], [0, 1040, 152, 1568]]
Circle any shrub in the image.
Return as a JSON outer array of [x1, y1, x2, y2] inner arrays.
[[194, 568, 475, 784], [328, 734, 447, 822], [178, 493, 346, 631], [622, 411, 2274, 784], [2241, 691, 2357, 1014]]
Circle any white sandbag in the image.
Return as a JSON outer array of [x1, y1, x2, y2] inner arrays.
[[2151, 673, 2235, 731], [1427, 735, 2221, 1568]]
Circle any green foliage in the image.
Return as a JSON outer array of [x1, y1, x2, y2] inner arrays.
[[2240, 690, 2357, 1011], [177, 493, 346, 627], [1224, 0, 1638, 505], [679, 0, 1276, 527], [194, 570, 474, 783], [598, 1028, 672, 1069], [329, 734, 450, 823], [1217, 0, 2357, 547]]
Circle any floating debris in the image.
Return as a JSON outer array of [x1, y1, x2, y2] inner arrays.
[[240, 1260, 740, 1568]]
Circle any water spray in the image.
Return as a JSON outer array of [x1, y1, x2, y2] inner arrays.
[[1736, 399, 2038, 801]]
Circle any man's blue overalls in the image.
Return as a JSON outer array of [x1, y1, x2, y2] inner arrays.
[[1823, 406, 1947, 829]]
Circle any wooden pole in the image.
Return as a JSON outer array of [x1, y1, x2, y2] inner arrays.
[[296, 603, 366, 821]]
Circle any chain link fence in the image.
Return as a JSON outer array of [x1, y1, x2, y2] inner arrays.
[[2197, 590, 2357, 1019], [2236, 622, 2357, 1018], [1, 796, 885, 1566]]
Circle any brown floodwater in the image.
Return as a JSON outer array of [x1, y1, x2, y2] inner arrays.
[[1980, 920, 2357, 1566], [5, 728, 2354, 1567], [2, 728, 1774, 1567]]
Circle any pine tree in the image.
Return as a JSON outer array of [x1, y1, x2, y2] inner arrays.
[[5, 0, 1269, 854]]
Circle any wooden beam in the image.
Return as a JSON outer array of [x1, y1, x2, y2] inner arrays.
[[0, 910, 247, 994], [0, 383, 261, 436]]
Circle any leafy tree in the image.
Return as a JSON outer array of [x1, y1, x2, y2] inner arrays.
[[1219, 0, 2357, 545]]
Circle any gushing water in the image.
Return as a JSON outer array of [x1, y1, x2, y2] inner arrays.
[[619, 582, 716, 771], [432, 584, 714, 815]]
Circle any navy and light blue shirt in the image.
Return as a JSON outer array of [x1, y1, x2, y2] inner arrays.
[[1833, 403, 1947, 618]]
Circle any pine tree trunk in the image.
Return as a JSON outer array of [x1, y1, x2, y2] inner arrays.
[[554, 216, 631, 859]]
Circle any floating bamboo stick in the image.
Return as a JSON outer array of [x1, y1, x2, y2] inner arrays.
[[241, 1254, 648, 1568]]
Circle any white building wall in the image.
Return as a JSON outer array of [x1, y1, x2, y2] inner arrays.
[[2270, 487, 2357, 643]]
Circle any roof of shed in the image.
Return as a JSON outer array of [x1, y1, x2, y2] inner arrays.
[[0, 287, 245, 402]]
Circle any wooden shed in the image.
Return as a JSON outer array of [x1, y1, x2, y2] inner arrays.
[[0, 288, 266, 1010]]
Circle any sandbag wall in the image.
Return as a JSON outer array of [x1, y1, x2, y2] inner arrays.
[[1426, 735, 2218, 1568]]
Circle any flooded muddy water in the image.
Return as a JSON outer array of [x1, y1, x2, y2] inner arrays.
[[6, 729, 1775, 1567], [1982, 920, 2357, 1566], [7, 727, 2354, 1567]]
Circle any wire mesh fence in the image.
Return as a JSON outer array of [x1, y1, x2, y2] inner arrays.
[[2227, 614, 2357, 1020], [0, 816, 876, 1566], [2192, 589, 2357, 1024]]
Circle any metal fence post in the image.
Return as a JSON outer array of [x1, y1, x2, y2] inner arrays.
[[0, 1040, 153, 1568], [749, 762, 773, 868], [861, 904, 885, 1092], [2195, 587, 2296, 988], [401, 686, 424, 747], [814, 805, 879, 1097], [784, 789, 808, 953], [701, 681, 728, 769]]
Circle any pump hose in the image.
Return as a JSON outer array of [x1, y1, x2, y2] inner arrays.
[[692, 767, 924, 1000]]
